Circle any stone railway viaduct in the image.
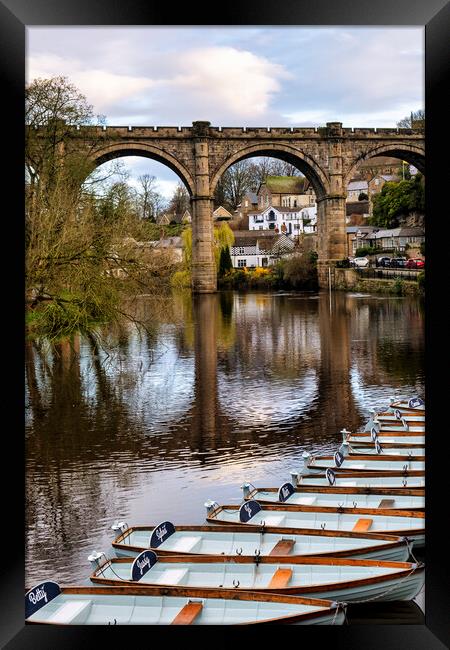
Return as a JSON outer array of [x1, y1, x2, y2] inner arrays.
[[59, 120, 425, 291]]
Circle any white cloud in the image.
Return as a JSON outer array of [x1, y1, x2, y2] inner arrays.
[[169, 47, 291, 118], [27, 27, 423, 129], [27, 54, 155, 113]]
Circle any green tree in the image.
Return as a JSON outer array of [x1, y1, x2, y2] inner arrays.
[[219, 247, 233, 277], [369, 175, 425, 228]]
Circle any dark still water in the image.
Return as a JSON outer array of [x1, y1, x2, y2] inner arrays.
[[25, 290, 424, 595]]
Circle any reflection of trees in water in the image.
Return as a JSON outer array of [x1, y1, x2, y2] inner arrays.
[[346, 296, 424, 386], [218, 294, 321, 380]]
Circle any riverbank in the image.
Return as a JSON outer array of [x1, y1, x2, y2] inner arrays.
[[334, 268, 424, 296]]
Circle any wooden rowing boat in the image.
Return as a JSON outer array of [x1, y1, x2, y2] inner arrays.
[[343, 431, 425, 446], [88, 550, 425, 603], [342, 441, 425, 457], [388, 397, 425, 414], [24, 582, 346, 625], [302, 451, 425, 473], [240, 481, 424, 510], [294, 471, 425, 489], [110, 521, 411, 562], [204, 500, 425, 548], [371, 410, 425, 423], [364, 419, 425, 433]]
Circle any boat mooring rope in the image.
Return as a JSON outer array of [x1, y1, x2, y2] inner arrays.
[[342, 563, 421, 604], [94, 556, 127, 582]]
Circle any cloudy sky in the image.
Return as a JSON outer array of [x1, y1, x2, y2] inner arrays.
[[27, 26, 424, 198]]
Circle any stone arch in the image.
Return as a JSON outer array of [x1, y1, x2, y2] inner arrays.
[[88, 141, 196, 195], [210, 142, 330, 200], [344, 143, 425, 186]]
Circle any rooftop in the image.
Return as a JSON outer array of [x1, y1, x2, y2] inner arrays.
[[260, 175, 307, 195]]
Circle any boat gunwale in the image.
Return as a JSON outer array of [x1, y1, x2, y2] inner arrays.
[[309, 454, 425, 462], [348, 442, 425, 450], [298, 470, 425, 479], [208, 503, 424, 519], [346, 432, 425, 439]]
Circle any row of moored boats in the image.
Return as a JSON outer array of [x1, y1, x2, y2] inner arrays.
[[26, 396, 425, 625]]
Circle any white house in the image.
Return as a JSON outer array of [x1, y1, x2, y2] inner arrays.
[[230, 232, 295, 268], [248, 205, 317, 237]]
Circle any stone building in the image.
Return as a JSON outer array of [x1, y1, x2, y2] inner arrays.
[[257, 176, 316, 210], [234, 191, 258, 229]]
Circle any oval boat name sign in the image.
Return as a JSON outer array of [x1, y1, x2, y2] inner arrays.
[[326, 468, 336, 485], [150, 521, 176, 549], [131, 550, 158, 581], [278, 482, 295, 502], [334, 451, 344, 468], [25, 581, 61, 619], [239, 500, 262, 523]]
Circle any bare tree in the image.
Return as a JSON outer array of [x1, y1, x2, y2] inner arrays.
[[26, 76, 178, 342], [135, 174, 166, 220], [397, 110, 425, 129], [167, 183, 190, 219]]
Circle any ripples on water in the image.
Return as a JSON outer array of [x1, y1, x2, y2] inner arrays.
[[25, 291, 424, 586]]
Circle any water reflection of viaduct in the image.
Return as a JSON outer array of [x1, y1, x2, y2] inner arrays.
[[26, 294, 362, 460], [37, 121, 425, 291], [176, 293, 361, 448]]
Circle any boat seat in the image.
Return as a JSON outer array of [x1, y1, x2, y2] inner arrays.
[[352, 518, 373, 532], [269, 539, 295, 556], [297, 496, 316, 505], [268, 568, 293, 589], [171, 600, 203, 625], [167, 536, 202, 553], [154, 568, 189, 585], [51, 600, 92, 624], [263, 515, 285, 527], [378, 499, 395, 508]]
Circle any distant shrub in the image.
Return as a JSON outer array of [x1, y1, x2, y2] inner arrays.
[[336, 258, 350, 268], [282, 253, 318, 290], [170, 269, 191, 288], [355, 246, 376, 257], [417, 270, 425, 293], [392, 278, 405, 295]]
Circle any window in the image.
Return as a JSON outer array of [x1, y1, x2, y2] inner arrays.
[[293, 200, 297, 207], [238, 259, 246, 267], [262, 258, 268, 267], [239, 247, 245, 254]]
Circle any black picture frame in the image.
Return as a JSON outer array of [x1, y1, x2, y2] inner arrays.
[[3, 0, 449, 646]]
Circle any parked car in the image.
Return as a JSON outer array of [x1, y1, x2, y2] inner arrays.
[[352, 256, 370, 268], [376, 256, 392, 267], [406, 258, 425, 269], [389, 257, 407, 268]]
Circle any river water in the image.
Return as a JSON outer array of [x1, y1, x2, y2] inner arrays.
[[25, 290, 425, 619]]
